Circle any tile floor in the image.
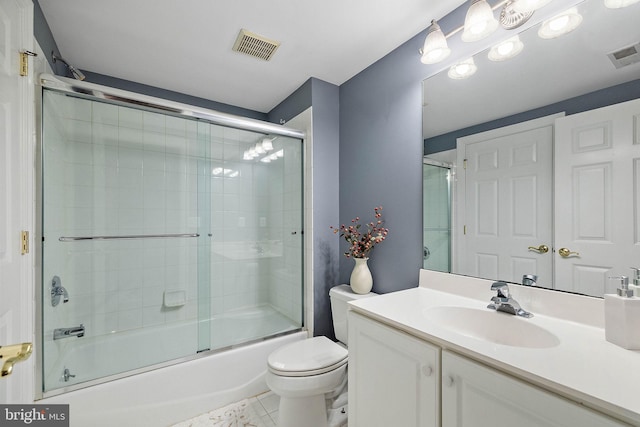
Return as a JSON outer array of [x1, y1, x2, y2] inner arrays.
[[172, 391, 279, 427]]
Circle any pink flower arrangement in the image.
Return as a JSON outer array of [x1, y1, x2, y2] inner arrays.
[[330, 206, 389, 259]]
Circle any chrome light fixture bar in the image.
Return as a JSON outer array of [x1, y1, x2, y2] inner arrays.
[[420, 0, 532, 65]]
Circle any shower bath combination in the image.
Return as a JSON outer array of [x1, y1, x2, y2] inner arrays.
[[37, 75, 306, 411]]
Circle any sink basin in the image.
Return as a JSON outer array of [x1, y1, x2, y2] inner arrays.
[[423, 306, 560, 348]]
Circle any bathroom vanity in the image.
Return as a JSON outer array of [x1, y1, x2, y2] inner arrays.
[[347, 270, 640, 427]]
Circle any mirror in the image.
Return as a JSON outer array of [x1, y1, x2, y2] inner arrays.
[[422, 0, 640, 296]]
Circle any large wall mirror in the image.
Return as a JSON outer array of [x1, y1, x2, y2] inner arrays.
[[422, 0, 640, 297]]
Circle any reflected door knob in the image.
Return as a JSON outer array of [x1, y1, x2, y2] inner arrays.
[[558, 248, 580, 258], [528, 244, 549, 254]]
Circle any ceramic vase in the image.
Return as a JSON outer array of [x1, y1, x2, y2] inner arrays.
[[350, 257, 373, 294]]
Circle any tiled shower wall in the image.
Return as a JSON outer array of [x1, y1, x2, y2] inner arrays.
[[42, 90, 303, 346]]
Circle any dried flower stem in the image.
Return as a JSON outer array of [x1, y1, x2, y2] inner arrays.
[[330, 206, 389, 259]]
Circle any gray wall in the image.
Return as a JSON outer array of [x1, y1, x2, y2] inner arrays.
[[335, 3, 469, 293], [338, 34, 427, 292], [425, 78, 640, 154]]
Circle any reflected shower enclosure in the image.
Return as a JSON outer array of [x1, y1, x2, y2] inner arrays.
[[40, 89, 304, 394], [422, 160, 452, 273]]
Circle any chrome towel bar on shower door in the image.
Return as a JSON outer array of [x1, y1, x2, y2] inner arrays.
[[58, 233, 200, 242]]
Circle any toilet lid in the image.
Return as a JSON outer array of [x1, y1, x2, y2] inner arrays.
[[268, 336, 348, 377]]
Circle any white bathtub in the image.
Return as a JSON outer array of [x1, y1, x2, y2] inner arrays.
[[40, 308, 305, 427]]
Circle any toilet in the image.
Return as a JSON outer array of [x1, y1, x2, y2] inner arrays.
[[266, 285, 377, 427]]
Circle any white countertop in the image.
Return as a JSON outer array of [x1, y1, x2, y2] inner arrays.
[[348, 271, 640, 426]]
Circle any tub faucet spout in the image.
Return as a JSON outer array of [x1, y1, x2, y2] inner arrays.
[[53, 324, 85, 340]]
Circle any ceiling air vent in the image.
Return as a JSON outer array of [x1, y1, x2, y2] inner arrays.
[[607, 42, 640, 69], [232, 29, 280, 61]]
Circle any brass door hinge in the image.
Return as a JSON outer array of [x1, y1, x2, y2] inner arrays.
[[20, 231, 29, 255], [19, 51, 37, 77], [463, 225, 467, 235], [463, 159, 467, 169]]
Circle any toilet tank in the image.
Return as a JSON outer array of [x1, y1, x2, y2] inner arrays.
[[329, 284, 377, 345]]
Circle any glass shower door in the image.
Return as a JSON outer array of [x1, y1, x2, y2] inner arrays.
[[40, 87, 304, 394], [422, 160, 452, 272]]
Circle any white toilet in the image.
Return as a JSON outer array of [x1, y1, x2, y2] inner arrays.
[[266, 285, 377, 427]]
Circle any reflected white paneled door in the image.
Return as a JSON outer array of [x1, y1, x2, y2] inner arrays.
[[456, 115, 557, 286], [0, 0, 35, 403], [554, 98, 640, 296]]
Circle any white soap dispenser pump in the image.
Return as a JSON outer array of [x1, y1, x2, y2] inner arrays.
[[604, 275, 640, 350], [630, 267, 640, 297]]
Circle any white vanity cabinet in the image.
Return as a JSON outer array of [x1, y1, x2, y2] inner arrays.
[[441, 350, 627, 427], [349, 310, 630, 427], [348, 312, 440, 427]]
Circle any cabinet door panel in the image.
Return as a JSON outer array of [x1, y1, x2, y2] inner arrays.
[[442, 350, 627, 427], [348, 312, 440, 427]]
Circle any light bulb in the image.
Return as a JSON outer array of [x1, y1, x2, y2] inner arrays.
[[488, 36, 524, 61], [448, 58, 477, 79], [261, 138, 273, 151], [605, 0, 640, 7], [538, 7, 582, 39]]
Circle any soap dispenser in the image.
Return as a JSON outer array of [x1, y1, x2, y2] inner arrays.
[[605, 276, 640, 350], [630, 267, 640, 297]]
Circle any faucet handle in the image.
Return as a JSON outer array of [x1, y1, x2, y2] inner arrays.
[[491, 281, 510, 298]]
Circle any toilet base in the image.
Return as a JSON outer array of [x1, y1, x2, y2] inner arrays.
[[278, 395, 328, 427]]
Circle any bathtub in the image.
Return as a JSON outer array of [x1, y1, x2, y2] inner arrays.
[[40, 308, 305, 427]]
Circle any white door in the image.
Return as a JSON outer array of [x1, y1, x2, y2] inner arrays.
[[0, 0, 35, 403], [554, 98, 640, 296], [456, 115, 558, 287]]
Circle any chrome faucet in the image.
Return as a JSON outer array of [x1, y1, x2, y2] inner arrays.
[[522, 274, 538, 287], [53, 324, 85, 340], [51, 276, 69, 306], [487, 281, 533, 318]]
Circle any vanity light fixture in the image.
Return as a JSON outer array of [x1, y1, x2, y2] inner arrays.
[[448, 57, 477, 79], [461, 0, 499, 42], [488, 35, 524, 61], [244, 137, 275, 161], [538, 7, 583, 39], [604, 0, 640, 8], [420, 20, 451, 64], [499, 0, 534, 30]]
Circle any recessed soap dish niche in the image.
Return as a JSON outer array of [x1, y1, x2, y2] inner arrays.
[[163, 290, 186, 308]]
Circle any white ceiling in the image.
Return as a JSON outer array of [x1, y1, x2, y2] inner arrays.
[[38, 0, 464, 113]]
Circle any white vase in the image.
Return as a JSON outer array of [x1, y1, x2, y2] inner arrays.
[[350, 257, 373, 294]]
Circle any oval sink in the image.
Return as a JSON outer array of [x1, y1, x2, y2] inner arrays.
[[423, 306, 560, 349]]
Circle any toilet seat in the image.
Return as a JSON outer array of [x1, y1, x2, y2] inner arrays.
[[267, 336, 348, 377]]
